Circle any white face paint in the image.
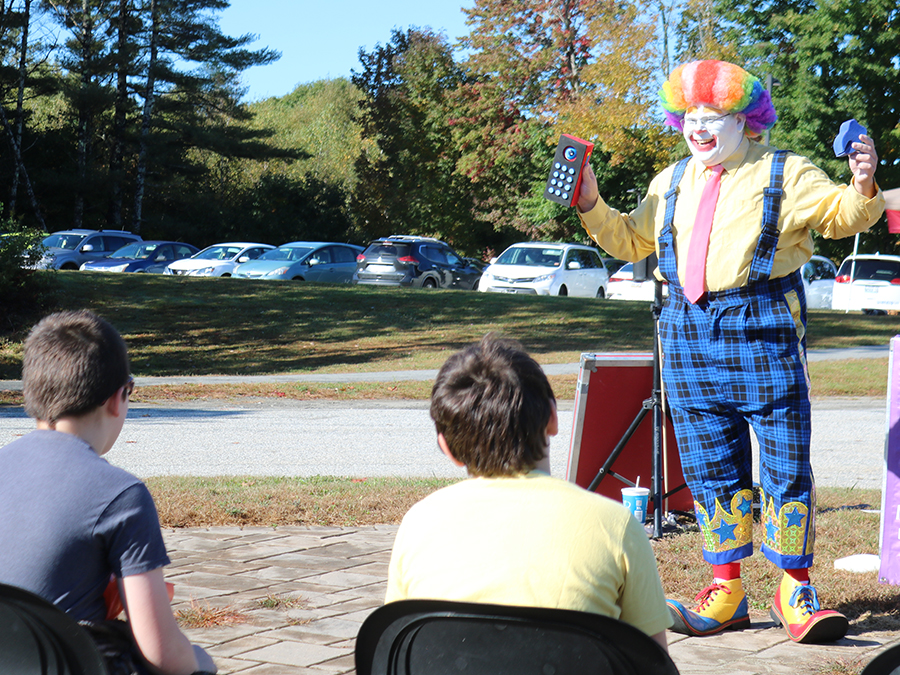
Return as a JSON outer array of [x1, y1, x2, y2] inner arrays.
[[683, 105, 746, 166]]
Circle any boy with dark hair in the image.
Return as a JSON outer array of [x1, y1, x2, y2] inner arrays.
[[386, 334, 672, 650], [0, 310, 216, 675]]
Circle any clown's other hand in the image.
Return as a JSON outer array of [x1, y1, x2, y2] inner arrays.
[[577, 162, 599, 212], [849, 134, 878, 198]]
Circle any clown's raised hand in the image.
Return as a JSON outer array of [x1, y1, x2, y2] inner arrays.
[[577, 162, 599, 212], [849, 134, 878, 198]]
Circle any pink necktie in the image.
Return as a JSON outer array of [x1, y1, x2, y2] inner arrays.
[[683, 164, 724, 303]]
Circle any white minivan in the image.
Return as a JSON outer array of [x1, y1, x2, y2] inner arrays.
[[478, 242, 610, 298]]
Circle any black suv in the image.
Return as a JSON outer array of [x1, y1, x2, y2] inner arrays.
[[353, 235, 483, 290]]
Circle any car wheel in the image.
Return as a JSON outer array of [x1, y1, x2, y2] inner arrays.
[[292, 276, 305, 281], [558, 285, 568, 296], [221, 273, 231, 278], [61, 263, 78, 270], [596, 287, 606, 299], [422, 278, 437, 289]]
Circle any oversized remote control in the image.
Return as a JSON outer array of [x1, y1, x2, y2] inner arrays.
[[544, 134, 594, 207]]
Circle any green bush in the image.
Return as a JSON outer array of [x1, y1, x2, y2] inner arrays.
[[0, 223, 54, 333]]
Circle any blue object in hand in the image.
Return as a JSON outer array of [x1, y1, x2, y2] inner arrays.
[[833, 119, 867, 157]]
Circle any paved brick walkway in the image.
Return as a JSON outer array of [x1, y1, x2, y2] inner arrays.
[[165, 525, 900, 675]]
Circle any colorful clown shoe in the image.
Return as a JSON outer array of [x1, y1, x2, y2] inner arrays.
[[667, 579, 751, 636], [769, 576, 848, 643]]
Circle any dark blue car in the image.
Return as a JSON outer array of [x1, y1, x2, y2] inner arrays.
[[80, 240, 199, 273]]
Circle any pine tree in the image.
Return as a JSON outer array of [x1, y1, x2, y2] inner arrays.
[[1, 0, 47, 229], [130, 0, 279, 234], [42, 0, 116, 227], [106, 0, 140, 228]]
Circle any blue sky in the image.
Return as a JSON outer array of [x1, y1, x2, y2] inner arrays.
[[219, 0, 475, 102]]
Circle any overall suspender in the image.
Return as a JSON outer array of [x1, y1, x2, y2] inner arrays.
[[658, 158, 691, 286], [658, 151, 789, 290], [748, 150, 788, 283]]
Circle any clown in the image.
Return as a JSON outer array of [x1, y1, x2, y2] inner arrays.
[[576, 60, 884, 644]]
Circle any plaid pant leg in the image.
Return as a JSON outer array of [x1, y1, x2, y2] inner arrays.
[[660, 300, 755, 564], [666, 405, 756, 564], [751, 405, 814, 569], [716, 285, 814, 569]]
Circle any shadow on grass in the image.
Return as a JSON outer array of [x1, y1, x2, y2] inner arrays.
[[1, 272, 655, 378], [839, 592, 900, 633], [4, 272, 900, 379]]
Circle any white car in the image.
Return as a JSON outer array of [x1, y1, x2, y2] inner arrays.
[[607, 262, 668, 301], [164, 242, 274, 277], [831, 254, 900, 314], [478, 242, 609, 297], [802, 254, 838, 310]]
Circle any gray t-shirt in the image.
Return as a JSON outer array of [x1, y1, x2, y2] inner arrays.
[[0, 429, 170, 621]]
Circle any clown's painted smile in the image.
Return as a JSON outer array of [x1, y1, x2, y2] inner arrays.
[[689, 132, 717, 152], [683, 106, 746, 167]]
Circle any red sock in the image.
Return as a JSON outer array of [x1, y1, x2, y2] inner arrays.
[[712, 562, 741, 581], [785, 568, 809, 583]]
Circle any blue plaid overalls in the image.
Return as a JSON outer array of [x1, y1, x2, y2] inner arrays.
[[657, 152, 814, 569]]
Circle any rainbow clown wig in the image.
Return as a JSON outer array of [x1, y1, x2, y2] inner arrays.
[[660, 60, 777, 137]]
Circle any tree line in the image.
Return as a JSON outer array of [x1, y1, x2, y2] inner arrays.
[[0, 0, 323, 245], [1, 0, 898, 261]]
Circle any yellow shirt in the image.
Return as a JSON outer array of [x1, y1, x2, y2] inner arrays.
[[385, 471, 673, 639], [578, 138, 885, 292]]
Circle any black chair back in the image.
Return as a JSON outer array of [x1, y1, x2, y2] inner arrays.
[[0, 583, 107, 674], [862, 643, 900, 675], [356, 599, 679, 675]]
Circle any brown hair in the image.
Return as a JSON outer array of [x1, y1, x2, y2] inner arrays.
[[430, 333, 555, 477], [23, 310, 130, 423]]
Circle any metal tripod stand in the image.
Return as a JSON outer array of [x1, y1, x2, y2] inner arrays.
[[586, 276, 685, 538]]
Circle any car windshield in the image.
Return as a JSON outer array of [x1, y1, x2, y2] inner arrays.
[[259, 246, 313, 262], [42, 233, 85, 250], [604, 259, 628, 275], [496, 247, 563, 267], [612, 262, 634, 277], [838, 258, 900, 281], [364, 242, 412, 258], [195, 246, 242, 261], [111, 242, 158, 259]]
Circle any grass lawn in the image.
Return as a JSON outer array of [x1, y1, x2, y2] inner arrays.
[[1, 272, 898, 400]]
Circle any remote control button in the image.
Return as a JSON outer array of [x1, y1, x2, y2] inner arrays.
[[562, 192, 568, 200], [564, 147, 578, 161], [568, 167, 576, 175]]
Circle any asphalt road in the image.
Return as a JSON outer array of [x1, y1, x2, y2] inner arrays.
[[0, 396, 886, 489], [0, 347, 890, 486]]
